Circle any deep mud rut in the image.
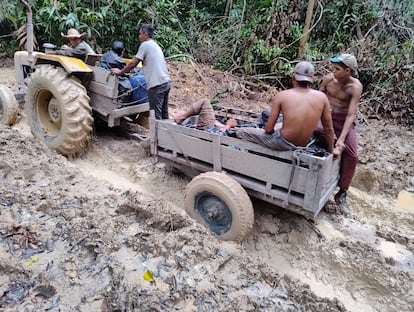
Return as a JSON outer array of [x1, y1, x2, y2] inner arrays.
[[1, 62, 414, 311]]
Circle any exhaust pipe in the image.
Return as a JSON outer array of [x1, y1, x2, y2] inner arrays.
[[20, 0, 33, 64]]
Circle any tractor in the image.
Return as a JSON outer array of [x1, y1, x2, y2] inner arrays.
[[0, 0, 149, 156]]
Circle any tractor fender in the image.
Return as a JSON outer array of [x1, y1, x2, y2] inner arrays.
[[34, 53, 93, 73], [14, 51, 93, 92], [14, 51, 92, 74]]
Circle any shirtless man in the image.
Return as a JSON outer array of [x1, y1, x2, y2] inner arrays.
[[236, 61, 336, 153], [320, 53, 363, 214]]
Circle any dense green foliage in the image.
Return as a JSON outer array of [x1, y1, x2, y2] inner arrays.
[[0, 0, 413, 125]]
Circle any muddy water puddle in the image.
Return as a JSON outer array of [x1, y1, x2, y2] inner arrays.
[[378, 241, 413, 270], [72, 158, 186, 208], [246, 215, 378, 311], [245, 191, 414, 312], [395, 190, 414, 212]]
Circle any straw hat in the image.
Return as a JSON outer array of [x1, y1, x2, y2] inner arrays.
[[61, 28, 87, 40]]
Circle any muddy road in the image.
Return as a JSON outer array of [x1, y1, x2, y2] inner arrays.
[[1, 61, 414, 311]]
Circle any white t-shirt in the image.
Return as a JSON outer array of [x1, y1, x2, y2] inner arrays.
[[135, 39, 170, 89]]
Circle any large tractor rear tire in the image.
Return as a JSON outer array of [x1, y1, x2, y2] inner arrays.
[[185, 171, 254, 241], [25, 65, 93, 155], [0, 85, 19, 126]]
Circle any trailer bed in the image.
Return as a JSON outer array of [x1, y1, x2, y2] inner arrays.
[[150, 114, 340, 219]]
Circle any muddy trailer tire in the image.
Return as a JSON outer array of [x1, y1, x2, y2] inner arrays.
[[0, 85, 19, 126], [25, 65, 93, 155], [185, 171, 254, 241]]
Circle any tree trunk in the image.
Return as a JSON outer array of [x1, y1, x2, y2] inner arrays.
[[298, 0, 315, 59]]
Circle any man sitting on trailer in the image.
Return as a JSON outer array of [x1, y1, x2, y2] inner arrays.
[[99, 41, 127, 70], [235, 61, 337, 155]]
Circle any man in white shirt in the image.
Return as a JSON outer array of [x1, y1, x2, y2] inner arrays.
[[111, 24, 171, 119]]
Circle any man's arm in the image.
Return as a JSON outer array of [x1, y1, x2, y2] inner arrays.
[[336, 84, 362, 149], [55, 48, 71, 57], [319, 73, 333, 92], [320, 97, 335, 154], [111, 57, 140, 76], [264, 95, 281, 134], [219, 118, 238, 131], [70, 44, 90, 61]]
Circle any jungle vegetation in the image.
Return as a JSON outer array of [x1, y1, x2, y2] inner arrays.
[[0, 0, 413, 125]]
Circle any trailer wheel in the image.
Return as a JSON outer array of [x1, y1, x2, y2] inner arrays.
[[25, 65, 93, 155], [185, 171, 254, 241], [0, 85, 19, 126]]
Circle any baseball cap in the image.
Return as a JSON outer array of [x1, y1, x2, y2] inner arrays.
[[330, 53, 358, 71], [294, 61, 314, 83]]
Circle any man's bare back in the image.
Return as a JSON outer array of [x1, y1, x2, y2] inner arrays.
[[236, 61, 335, 154], [265, 87, 333, 148]]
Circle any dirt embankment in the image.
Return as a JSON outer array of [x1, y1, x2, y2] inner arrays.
[[1, 61, 414, 312]]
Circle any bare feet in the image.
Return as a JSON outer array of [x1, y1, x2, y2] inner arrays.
[[169, 109, 186, 124]]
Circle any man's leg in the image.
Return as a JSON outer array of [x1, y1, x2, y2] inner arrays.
[[334, 124, 358, 215], [193, 98, 215, 129], [161, 82, 171, 119], [170, 99, 202, 124], [170, 98, 216, 130], [235, 128, 295, 150], [148, 82, 170, 120]]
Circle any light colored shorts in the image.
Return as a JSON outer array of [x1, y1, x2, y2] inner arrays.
[[235, 128, 296, 151]]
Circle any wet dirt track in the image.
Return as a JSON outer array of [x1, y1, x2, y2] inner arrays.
[[1, 62, 414, 311]]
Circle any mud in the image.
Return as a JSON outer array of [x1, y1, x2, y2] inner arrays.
[[1, 61, 413, 312]]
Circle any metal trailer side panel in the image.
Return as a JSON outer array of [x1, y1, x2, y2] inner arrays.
[[88, 66, 118, 99], [219, 145, 310, 193], [150, 118, 340, 218], [156, 124, 215, 163], [154, 120, 299, 163], [156, 150, 319, 218], [155, 121, 318, 193], [87, 66, 150, 127]]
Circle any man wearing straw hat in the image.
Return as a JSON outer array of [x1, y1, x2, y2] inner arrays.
[[54, 28, 95, 62]]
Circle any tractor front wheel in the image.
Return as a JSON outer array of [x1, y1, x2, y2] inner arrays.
[[25, 65, 93, 156]]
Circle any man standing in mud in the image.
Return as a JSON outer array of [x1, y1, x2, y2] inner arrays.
[[320, 53, 363, 215]]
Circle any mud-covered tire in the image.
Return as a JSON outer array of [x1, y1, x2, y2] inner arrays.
[[25, 65, 93, 155], [0, 85, 19, 126], [185, 171, 254, 241]]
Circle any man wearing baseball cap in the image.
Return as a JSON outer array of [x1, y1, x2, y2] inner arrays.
[[319, 53, 362, 215], [235, 61, 335, 154]]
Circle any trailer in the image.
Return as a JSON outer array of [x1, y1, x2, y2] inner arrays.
[[150, 108, 340, 241]]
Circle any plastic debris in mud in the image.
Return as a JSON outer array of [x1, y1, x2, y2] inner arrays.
[[144, 270, 155, 283]]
